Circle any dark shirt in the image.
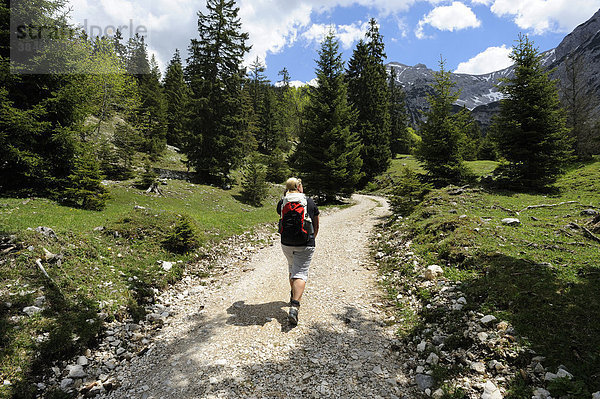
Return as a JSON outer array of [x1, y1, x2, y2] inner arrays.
[[277, 196, 320, 247]]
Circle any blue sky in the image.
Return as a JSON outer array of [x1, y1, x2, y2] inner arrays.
[[68, 0, 600, 83]]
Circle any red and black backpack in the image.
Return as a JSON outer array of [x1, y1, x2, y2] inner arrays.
[[279, 195, 311, 246]]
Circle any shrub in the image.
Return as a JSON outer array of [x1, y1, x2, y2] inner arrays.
[[63, 152, 109, 210], [137, 159, 158, 189], [390, 166, 432, 216], [241, 154, 268, 206], [163, 215, 202, 253]]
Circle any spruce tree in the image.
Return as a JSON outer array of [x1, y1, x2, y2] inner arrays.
[[346, 18, 391, 185], [123, 35, 167, 158], [416, 58, 469, 186], [163, 49, 190, 149], [64, 151, 110, 210], [456, 107, 482, 161], [491, 34, 572, 190], [389, 67, 410, 156], [559, 55, 599, 159], [278, 67, 291, 88], [293, 31, 363, 201], [275, 67, 303, 144], [258, 87, 286, 154], [185, 0, 254, 183], [112, 29, 127, 66], [241, 153, 268, 206], [1, 0, 94, 194], [248, 56, 268, 115]]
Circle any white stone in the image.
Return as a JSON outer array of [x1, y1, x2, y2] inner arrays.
[[372, 365, 383, 375], [592, 391, 600, 399], [76, 356, 88, 366], [214, 358, 227, 366], [457, 297, 467, 304], [417, 341, 427, 352], [432, 388, 444, 399], [501, 218, 521, 226], [533, 388, 551, 399], [425, 265, 444, 280], [544, 372, 557, 381], [470, 362, 486, 374], [415, 374, 434, 391], [480, 315, 497, 325], [23, 306, 42, 316], [161, 261, 173, 271], [477, 332, 489, 342], [67, 364, 87, 379], [426, 352, 439, 365], [556, 368, 573, 379], [481, 380, 503, 399], [60, 378, 73, 390], [34, 296, 46, 307]]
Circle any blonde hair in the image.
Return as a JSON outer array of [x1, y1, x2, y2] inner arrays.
[[285, 177, 302, 193]]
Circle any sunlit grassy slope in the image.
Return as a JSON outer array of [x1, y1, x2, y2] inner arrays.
[[378, 157, 600, 394]]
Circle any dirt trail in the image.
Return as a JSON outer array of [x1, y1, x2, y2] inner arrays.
[[102, 194, 411, 399]]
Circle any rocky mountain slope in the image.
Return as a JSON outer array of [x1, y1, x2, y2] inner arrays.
[[388, 8, 600, 130]]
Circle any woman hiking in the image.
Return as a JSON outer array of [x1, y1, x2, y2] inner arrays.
[[277, 178, 319, 325]]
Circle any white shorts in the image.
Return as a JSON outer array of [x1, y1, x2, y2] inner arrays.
[[281, 245, 315, 281]]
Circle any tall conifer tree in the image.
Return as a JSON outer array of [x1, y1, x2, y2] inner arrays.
[[559, 55, 599, 159], [416, 58, 469, 186], [491, 34, 572, 189], [346, 18, 391, 185], [163, 49, 190, 149], [388, 67, 410, 155], [185, 0, 254, 183], [293, 32, 363, 201]]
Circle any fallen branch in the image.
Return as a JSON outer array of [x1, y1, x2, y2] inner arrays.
[[518, 201, 582, 213], [569, 223, 600, 244], [492, 204, 518, 215], [35, 258, 52, 280]]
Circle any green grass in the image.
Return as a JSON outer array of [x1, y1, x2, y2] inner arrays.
[[0, 179, 282, 398], [377, 160, 600, 394], [152, 146, 189, 172]]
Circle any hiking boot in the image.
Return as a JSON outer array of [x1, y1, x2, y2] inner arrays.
[[289, 299, 300, 325], [288, 306, 299, 325]]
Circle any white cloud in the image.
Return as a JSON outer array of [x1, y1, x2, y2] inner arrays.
[[301, 21, 370, 50], [238, 0, 418, 67], [489, 0, 600, 34], [455, 44, 512, 74], [68, 0, 200, 73], [65, 0, 447, 74], [416, 2, 481, 39], [239, 0, 313, 68], [470, 0, 492, 5]]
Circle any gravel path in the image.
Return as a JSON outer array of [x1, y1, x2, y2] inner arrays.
[[101, 194, 411, 399]]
